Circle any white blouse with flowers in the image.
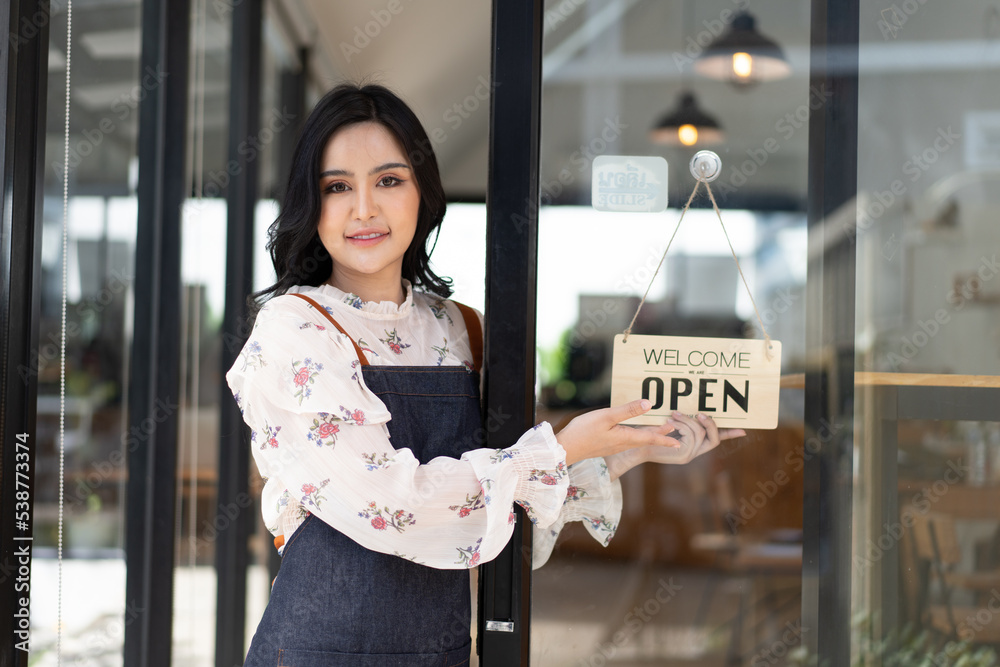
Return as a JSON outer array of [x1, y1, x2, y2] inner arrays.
[[226, 280, 622, 569]]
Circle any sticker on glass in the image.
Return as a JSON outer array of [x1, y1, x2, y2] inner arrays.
[[591, 155, 668, 213]]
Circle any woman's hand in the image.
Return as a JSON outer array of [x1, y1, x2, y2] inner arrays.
[[557, 403, 745, 481], [632, 410, 744, 464], [555, 399, 681, 466], [555, 397, 738, 461]]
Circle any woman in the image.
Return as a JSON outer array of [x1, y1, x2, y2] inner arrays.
[[227, 82, 744, 666]]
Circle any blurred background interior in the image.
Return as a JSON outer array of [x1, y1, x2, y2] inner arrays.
[[25, 0, 1000, 665]]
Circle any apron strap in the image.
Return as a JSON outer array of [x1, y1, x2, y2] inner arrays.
[[288, 291, 483, 372], [288, 292, 370, 366], [452, 301, 483, 373]]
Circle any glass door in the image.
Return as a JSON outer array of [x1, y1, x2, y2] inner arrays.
[[530, 1, 809, 664]]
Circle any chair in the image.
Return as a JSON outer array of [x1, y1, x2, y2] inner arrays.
[[911, 512, 1000, 643], [689, 470, 802, 664]]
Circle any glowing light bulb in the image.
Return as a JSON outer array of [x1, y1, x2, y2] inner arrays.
[[678, 124, 698, 146], [732, 52, 754, 80]]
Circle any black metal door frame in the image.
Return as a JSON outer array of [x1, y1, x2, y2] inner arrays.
[[123, 0, 190, 663], [803, 0, 859, 661], [0, 0, 48, 665], [478, 0, 543, 664]]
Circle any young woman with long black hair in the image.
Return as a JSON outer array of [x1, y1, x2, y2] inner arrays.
[[227, 82, 744, 666]]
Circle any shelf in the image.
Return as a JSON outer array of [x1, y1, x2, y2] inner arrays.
[[779, 372, 1000, 390]]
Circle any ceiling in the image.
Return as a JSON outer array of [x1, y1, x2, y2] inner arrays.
[[44, 0, 1000, 211], [297, 0, 814, 208]]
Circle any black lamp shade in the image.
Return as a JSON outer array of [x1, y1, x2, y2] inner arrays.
[[650, 92, 724, 146], [694, 12, 791, 85]]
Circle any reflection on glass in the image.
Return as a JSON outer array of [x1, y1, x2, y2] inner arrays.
[[852, 0, 1000, 663], [243, 7, 304, 659], [168, 1, 232, 662], [32, 3, 141, 664]]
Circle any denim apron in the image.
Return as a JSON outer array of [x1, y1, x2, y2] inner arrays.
[[243, 292, 484, 667]]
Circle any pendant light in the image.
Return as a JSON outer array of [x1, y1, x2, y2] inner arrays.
[[694, 11, 791, 87], [649, 92, 724, 146], [650, 0, 725, 147]]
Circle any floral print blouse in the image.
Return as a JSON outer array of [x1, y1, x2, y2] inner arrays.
[[226, 280, 622, 569]]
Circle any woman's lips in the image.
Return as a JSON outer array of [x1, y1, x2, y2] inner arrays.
[[346, 230, 388, 247]]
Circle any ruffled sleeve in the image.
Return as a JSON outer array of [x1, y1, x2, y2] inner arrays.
[[531, 457, 623, 569], [432, 301, 624, 568]]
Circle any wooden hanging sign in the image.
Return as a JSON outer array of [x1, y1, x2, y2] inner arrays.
[[610, 334, 782, 429]]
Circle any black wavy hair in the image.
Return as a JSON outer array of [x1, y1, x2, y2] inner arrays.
[[250, 82, 452, 316]]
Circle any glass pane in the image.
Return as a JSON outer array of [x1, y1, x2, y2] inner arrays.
[[244, 5, 300, 655], [852, 2, 1000, 663], [534, 1, 808, 664], [170, 2, 231, 664], [31, 2, 141, 664]]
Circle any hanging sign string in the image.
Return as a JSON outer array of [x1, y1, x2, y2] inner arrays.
[[621, 150, 774, 360], [620, 181, 701, 340]]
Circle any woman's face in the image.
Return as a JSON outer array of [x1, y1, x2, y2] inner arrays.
[[317, 121, 420, 295]]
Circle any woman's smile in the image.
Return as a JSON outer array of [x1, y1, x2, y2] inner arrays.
[[346, 228, 390, 246]]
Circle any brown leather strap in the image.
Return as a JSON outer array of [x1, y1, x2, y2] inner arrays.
[[289, 292, 370, 366], [453, 301, 483, 373], [291, 291, 482, 371]]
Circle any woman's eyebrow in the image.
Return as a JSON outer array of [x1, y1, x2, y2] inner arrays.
[[319, 162, 411, 178]]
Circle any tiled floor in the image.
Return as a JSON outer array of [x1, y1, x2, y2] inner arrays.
[[28, 556, 802, 666], [531, 557, 802, 666]]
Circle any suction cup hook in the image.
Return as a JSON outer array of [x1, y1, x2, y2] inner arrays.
[[689, 150, 722, 182]]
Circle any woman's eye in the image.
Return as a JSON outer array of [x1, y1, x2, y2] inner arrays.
[[325, 182, 348, 193], [379, 175, 401, 187]]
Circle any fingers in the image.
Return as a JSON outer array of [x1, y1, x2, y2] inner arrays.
[[634, 424, 682, 447], [605, 399, 651, 426], [697, 412, 719, 444], [668, 411, 705, 443]]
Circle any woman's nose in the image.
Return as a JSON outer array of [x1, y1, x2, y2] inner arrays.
[[354, 187, 378, 221]]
